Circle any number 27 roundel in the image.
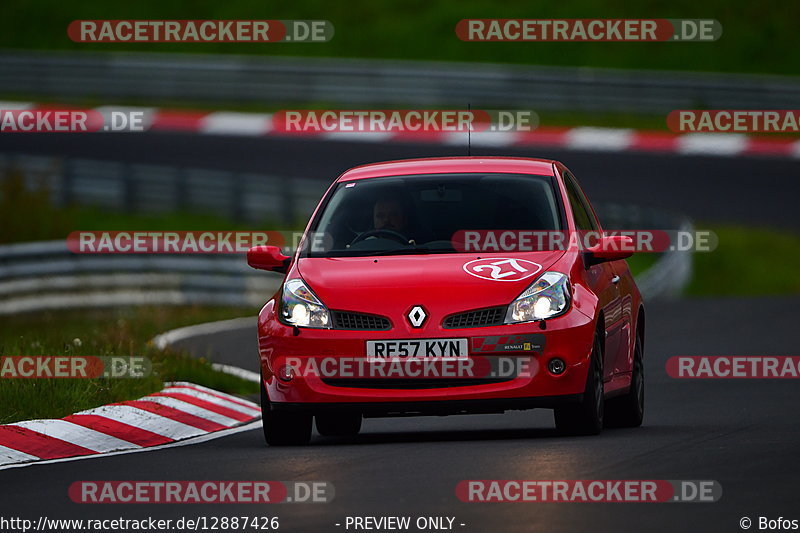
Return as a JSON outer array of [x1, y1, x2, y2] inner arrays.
[[462, 258, 542, 282]]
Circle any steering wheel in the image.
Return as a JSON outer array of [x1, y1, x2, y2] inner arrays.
[[350, 228, 410, 245]]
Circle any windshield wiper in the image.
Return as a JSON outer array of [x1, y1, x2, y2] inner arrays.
[[365, 245, 454, 256], [306, 245, 455, 258]]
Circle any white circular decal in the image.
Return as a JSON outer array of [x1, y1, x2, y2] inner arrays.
[[463, 258, 542, 282]]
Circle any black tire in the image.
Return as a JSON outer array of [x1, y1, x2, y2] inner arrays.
[[315, 412, 362, 437], [605, 330, 645, 428], [554, 331, 604, 436], [261, 378, 312, 446]]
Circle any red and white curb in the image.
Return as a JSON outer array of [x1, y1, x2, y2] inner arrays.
[[3, 101, 800, 159], [0, 381, 260, 469]]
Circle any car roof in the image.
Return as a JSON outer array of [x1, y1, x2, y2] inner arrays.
[[338, 157, 558, 182]]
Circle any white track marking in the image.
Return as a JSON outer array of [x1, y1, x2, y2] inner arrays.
[[9, 420, 140, 453], [135, 397, 242, 427], [201, 112, 272, 135], [159, 387, 261, 415], [2, 100, 796, 159], [791, 140, 800, 158], [74, 405, 206, 440], [167, 381, 260, 402], [0, 421, 261, 471], [150, 316, 256, 349], [566, 127, 634, 151], [0, 445, 40, 464], [677, 133, 748, 155], [322, 131, 393, 142], [151, 319, 262, 385], [0, 311, 264, 469], [0, 101, 34, 110], [211, 363, 260, 383]]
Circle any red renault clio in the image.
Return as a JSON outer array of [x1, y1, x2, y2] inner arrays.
[[248, 157, 645, 445]]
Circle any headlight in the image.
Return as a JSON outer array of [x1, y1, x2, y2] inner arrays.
[[280, 279, 331, 328], [505, 272, 571, 323]]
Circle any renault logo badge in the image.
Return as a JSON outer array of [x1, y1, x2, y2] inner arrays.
[[407, 306, 428, 328]]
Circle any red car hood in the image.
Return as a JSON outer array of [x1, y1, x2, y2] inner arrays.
[[296, 252, 564, 319]]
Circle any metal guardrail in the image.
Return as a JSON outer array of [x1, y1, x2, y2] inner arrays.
[[636, 221, 694, 298], [596, 203, 693, 299], [2, 50, 799, 114], [0, 236, 690, 316], [0, 150, 692, 313], [0, 209, 691, 315], [0, 240, 283, 314], [0, 153, 329, 225]]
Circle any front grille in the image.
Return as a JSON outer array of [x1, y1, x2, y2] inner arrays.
[[331, 310, 391, 331], [442, 306, 506, 329], [321, 378, 512, 389]]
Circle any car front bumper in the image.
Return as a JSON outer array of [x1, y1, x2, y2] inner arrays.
[[258, 300, 596, 409]]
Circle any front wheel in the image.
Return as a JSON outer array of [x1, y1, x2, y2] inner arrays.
[[605, 330, 644, 428], [261, 378, 312, 446], [554, 331, 604, 436]]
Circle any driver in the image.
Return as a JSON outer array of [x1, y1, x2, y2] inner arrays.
[[346, 196, 417, 247], [373, 198, 408, 233]]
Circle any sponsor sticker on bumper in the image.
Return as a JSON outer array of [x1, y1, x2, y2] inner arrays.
[[472, 334, 545, 353]]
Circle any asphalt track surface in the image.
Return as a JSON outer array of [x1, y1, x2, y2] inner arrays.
[[1, 133, 799, 532], [1, 296, 798, 532]]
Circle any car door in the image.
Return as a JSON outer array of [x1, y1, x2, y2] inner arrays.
[[608, 259, 636, 381], [563, 171, 625, 384]]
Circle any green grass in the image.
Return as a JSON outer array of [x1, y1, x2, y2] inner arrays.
[[0, 306, 259, 424], [0, 176, 263, 424], [1, 0, 799, 76], [687, 226, 800, 296]]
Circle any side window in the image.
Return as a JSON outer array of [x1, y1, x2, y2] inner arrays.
[[564, 172, 593, 231], [564, 171, 599, 231]]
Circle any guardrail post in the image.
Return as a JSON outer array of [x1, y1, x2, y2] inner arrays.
[[122, 163, 136, 213], [61, 159, 74, 207], [231, 173, 244, 221], [175, 168, 188, 211], [280, 176, 295, 227]]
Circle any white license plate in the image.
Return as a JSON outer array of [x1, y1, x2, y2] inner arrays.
[[366, 338, 469, 359]]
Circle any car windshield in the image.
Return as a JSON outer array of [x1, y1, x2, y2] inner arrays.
[[304, 173, 562, 257]]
